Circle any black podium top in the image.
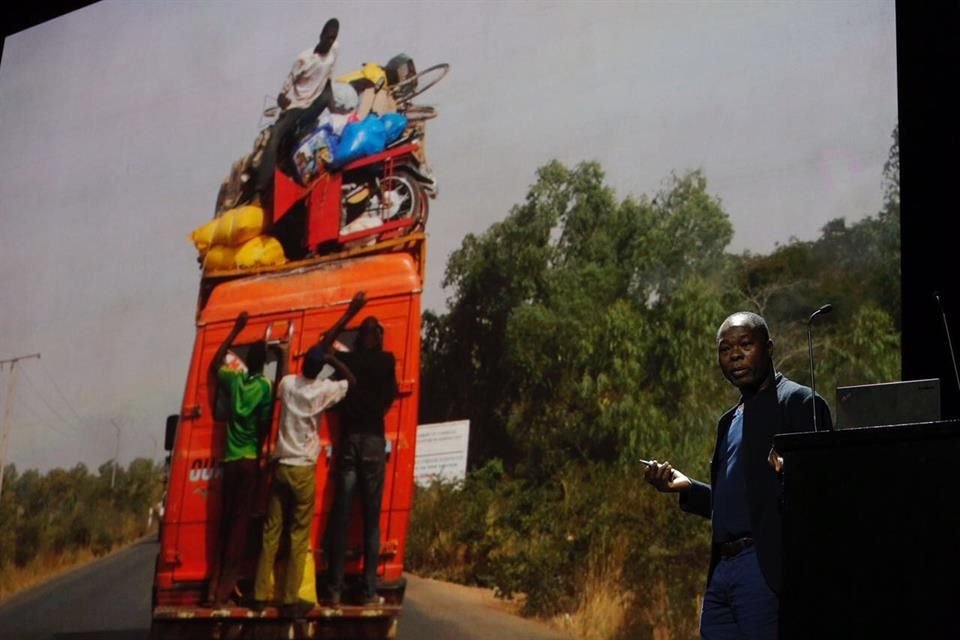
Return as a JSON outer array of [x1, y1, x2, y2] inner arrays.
[[775, 418, 960, 451]]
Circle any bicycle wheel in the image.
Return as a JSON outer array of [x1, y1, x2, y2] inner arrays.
[[390, 63, 449, 105]]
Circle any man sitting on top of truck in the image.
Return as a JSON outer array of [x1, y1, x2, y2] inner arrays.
[[253, 17, 341, 208], [207, 311, 274, 607]]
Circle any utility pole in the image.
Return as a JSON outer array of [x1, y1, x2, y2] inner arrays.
[[0, 353, 41, 499], [110, 418, 121, 490]]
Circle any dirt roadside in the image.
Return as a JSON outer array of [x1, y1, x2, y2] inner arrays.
[[401, 572, 573, 639]]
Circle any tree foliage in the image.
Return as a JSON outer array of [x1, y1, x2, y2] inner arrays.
[[0, 458, 164, 594], [422, 163, 736, 473]]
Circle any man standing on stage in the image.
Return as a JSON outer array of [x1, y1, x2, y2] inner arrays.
[[644, 311, 831, 639]]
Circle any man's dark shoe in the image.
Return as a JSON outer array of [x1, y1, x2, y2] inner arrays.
[[322, 589, 341, 607], [362, 594, 385, 606], [280, 599, 315, 618], [248, 599, 273, 613]]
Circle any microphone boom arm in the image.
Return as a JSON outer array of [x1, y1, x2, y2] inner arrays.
[[807, 303, 833, 432], [934, 293, 960, 396]]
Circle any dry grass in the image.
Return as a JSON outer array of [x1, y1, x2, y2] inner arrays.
[[0, 529, 155, 603], [556, 536, 635, 640], [640, 578, 675, 640], [0, 547, 99, 601]]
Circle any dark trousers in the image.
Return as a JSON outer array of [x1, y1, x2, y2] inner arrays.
[[254, 83, 333, 195], [208, 458, 259, 604], [700, 547, 779, 639], [254, 107, 304, 195], [326, 434, 385, 599]]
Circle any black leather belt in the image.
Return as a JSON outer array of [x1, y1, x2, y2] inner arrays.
[[719, 536, 754, 558]]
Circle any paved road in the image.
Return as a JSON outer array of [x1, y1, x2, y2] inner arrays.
[[0, 540, 154, 640], [0, 541, 569, 640]]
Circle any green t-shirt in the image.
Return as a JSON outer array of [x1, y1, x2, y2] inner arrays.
[[218, 366, 273, 462]]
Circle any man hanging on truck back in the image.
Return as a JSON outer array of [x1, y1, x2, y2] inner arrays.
[[326, 316, 398, 605], [206, 311, 274, 606], [252, 345, 355, 617], [252, 292, 365, 617]]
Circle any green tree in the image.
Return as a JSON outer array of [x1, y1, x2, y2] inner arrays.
[[1, 458, 164, 589], [424, 162, 734, 471]]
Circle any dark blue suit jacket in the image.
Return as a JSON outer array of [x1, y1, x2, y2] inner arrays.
[[679, 373, 832, 594]]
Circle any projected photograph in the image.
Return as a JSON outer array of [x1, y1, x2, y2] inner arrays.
[[0, 2, 900, 639]]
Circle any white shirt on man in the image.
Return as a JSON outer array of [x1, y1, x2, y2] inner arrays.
[[280, 42, 339, 111], [273, 374, 348, 466]]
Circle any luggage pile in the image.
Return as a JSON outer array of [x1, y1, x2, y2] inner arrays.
[[194, 41, 447, 275], [191, 206, 286, 273], [293, 105, 409, 185]]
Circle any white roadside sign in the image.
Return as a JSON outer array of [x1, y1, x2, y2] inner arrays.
[[414, 420, 470, 487]]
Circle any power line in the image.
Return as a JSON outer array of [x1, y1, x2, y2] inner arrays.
[[31, 361, 116, 450], [17, 365, 73, 429], [10, 386, 45, 423], [37, 359, 86, 424], [10, 377, 72, 435], [11, 384, 83, 440], [11, 394, 69, 437]]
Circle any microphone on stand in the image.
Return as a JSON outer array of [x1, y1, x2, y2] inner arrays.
[[807, 304, 833, 432], [933, 292, 960, 396]]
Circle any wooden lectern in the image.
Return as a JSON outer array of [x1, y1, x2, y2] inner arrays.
[[775, 420, 960, 638]]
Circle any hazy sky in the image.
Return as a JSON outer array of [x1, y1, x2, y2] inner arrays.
[[0, 0, 897, 472]]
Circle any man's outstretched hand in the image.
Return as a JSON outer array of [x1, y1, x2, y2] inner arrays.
[[644, 460, 693, 493], [347, 291, 366, 316], [235, 311, 249, 329], [316, 292, 367, 353]]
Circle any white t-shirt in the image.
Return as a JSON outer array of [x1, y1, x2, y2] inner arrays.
[[280, 43, 339, 111], [273, 374, 349, 466]]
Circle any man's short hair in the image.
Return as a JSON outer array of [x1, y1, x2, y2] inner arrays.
[[717, 312, 770, 342], [320, 18, 339, 40], [246, 342, 267, 373], [356, 316, 384, 352], [303, 346, 326, 379]]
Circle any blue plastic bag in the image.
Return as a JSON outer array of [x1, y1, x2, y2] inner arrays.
[[331, 116, 387, 169], [380, 113, 408, 146]]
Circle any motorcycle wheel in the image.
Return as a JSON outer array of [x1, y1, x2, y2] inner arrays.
[[379, 168, 426, 231]]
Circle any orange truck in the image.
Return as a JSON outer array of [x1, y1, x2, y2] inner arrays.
[[150, 235, 425, 640]]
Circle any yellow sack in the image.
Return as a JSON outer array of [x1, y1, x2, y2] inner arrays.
[[202, 245, 237, 272], [212, 206, 266, 247], [235, 235, 287, 269], [267, 549, 317, 604], [190, 219, 218, 256]]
